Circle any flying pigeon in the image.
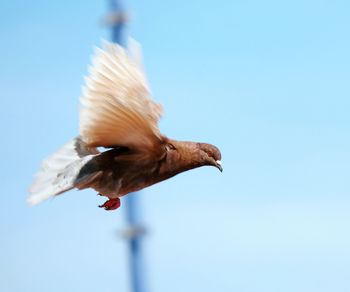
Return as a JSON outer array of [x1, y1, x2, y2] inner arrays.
[[28, 41, 222, 211]]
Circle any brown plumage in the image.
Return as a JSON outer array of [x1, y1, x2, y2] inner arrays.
[[28, 41, 222, 210]]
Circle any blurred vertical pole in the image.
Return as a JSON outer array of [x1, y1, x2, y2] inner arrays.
[[107, 1, 147, 292], [109, 0, 126, 46]]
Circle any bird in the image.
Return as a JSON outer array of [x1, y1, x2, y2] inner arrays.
[[28, 40, 222, 211]]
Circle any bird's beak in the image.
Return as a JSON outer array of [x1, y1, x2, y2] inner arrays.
[[215, 160, 223, 172]]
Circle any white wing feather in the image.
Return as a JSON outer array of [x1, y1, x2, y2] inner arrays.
[[28, 138, 97, 205], [79, 40, 163, 150]]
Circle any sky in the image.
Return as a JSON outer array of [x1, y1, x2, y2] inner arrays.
[[1, 0, 350, 291]]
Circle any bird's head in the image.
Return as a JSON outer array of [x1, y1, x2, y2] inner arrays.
[[197, 143, 223, 172]]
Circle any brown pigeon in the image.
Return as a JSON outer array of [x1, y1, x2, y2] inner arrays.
[[28, 41, 222, 211]]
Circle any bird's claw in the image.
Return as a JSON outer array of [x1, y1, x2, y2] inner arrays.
[[98, 198, 121, 211]]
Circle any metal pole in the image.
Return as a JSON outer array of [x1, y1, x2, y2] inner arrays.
[[107, 1, 147, 292], [125, 193, 146, 292], [108, 0, 126, 46]]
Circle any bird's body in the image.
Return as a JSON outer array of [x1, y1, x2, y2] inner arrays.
[[29, 41, 222, 210]]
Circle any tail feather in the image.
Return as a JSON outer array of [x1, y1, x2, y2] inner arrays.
[[28, 137, 99, 206]]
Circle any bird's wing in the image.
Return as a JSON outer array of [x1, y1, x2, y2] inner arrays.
[[80, 40, 163, 155]]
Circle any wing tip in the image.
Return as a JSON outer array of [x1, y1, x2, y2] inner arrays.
[[26, 192, 44, 206]]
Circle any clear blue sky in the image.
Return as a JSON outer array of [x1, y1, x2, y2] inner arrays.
[[1, 0, 350, 291]]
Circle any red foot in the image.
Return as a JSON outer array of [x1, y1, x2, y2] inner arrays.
[[99, 198, 121, 211]]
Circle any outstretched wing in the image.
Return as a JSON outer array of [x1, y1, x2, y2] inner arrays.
[[80, 40, 163, 153]]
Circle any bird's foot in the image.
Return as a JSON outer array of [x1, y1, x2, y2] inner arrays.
[[98, 198, 121, 211]]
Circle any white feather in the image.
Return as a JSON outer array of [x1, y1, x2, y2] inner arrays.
[[79, 40, 163, 150], [28, 138, 97, 205]]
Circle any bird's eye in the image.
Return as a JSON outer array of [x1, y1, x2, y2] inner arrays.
[[166, 143, 176, 151], [207, 151, 213, 157]]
